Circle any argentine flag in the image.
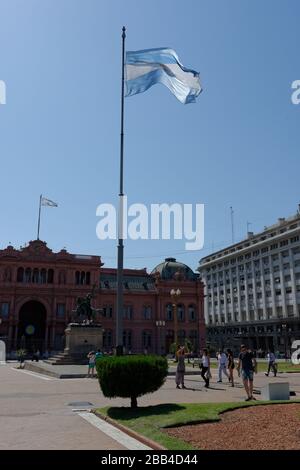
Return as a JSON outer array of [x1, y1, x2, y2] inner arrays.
[[125, 48, 202, 104]]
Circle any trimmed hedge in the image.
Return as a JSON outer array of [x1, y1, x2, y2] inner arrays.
[[96, 355, 168, 408]]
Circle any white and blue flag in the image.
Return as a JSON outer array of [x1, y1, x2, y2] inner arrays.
[[125, 48, 202, 104]]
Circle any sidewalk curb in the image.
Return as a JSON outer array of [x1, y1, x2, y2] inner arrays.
[[92, 410, 166, 451]]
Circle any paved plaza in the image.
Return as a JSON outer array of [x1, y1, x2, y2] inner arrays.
[[0, 362, 299, 450]]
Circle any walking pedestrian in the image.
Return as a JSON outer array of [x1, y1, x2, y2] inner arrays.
[[265, 350, 277, 377], [227, 349, 235, 387], [217, 350, 229, 383], [200, 349, 210, 388], [237, 344, 257, 401], [31, 349, 40, 362], [175, 346, 186, 389], [87, 351, 96, 377]]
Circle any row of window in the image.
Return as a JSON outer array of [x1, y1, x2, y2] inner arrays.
[[103, 304, 198, 322], [0, 303, 198, 322], [0, 302, 67, 319], [204, 228, 300, 264], [75, 271, 91, 285], [13, 268, 91, 286], [207, 271, 300, 289], [102, 329, 199, 349], [208, 304, 300, 324], [206, 253, 300, 279], [208, 274, 300, 295], [209, 286, 300, 306], [208, 322, 298, 334], [17, 267, 55, 284]]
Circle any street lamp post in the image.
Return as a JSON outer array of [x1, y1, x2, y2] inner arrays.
[[281, 323, 288, 361], [170, 288, 181, 348], [155, 320, 166, 355]]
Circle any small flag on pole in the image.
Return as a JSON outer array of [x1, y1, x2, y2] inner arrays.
[[125, 48, 202, 104], [41, 197, 58, 207], [37, 195, 58, 239]]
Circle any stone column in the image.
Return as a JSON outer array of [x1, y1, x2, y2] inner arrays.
[[44, 324, 49, 351], [51, 325, 56, 350], [278, 251, 287, 317], [260, 257, 267, 320], [236, 268, 242, 323], [8, 319, 13, 352], [269, 254, 277, 319], [251, 259, 258, 321], [13, 325, 18, 349], [289, 248, 298, 317], [229, 268, 234, 323], [244, 263, 250, 322]]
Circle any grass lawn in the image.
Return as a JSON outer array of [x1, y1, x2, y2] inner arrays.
[[96, 400, 298, 450]]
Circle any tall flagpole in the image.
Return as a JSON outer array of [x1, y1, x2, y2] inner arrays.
[[37, 194, 42, 240], [116, 26, 126, 355]]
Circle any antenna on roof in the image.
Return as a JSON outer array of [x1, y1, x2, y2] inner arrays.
[[230, 207, 235, 244], [247, 221, 252, 236]]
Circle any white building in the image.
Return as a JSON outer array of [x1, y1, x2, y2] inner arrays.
[[198, 207, 300, 356]]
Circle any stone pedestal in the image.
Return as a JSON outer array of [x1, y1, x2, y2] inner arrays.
[[65, 324, 103, 357], [261, 382, 290, 401], [0, 340, 6, 363], [46, 323, 103, 364]]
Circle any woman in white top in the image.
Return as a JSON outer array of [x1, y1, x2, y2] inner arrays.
[[201, 349, 210, 388]]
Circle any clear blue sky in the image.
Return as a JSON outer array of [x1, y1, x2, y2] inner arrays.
[[0, 0, 300, 272]]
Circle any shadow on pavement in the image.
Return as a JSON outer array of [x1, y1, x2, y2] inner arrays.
[[107, 403, 185, 421]]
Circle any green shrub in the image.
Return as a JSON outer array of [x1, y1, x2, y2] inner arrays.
[[96, 355, 168, 408]]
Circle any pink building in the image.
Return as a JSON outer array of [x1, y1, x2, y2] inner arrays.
[[0, 240, 205, 354]]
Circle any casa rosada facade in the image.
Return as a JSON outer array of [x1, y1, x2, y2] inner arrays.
[[0, 240, 205, 354]]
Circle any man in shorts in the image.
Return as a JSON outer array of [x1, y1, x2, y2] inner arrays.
[[237, 344, 257, 401]]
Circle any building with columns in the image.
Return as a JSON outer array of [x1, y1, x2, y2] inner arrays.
[[0, 240, 205, 354], [198, 208, 300, 356]]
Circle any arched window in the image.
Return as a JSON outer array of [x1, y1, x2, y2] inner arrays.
[[103, 329, 113, 350], [165, 304, 173, 321], [123, 305, 133, 320], [41, 269, 47, 284], [102, 305, 113, 318], [32, 268, 39, 284], [47, 269, 54, 284], [178, 329, 186, 345], [58, 270, 66, 285], [17, 267, 24, 283], [1, 302, 9, 318], [188, 330, 198, 351], [56, 303, 66, 318], [177, 304, 185, 322], [142, 331, 152, 350], [166, 329, 174, 341], [188, 305, 197, 322], [143, 305, 152, 320], [75, 271, 80, 285], [86, 272, 91, 285], [165, 329, 174, 353], [123, 330, 132, 350], [25, 268, 31, 283], [80, 271, 86, 285]]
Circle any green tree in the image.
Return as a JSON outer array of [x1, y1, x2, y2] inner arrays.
[[16, 349, 26, 368], [96, 355, 168, 408]]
